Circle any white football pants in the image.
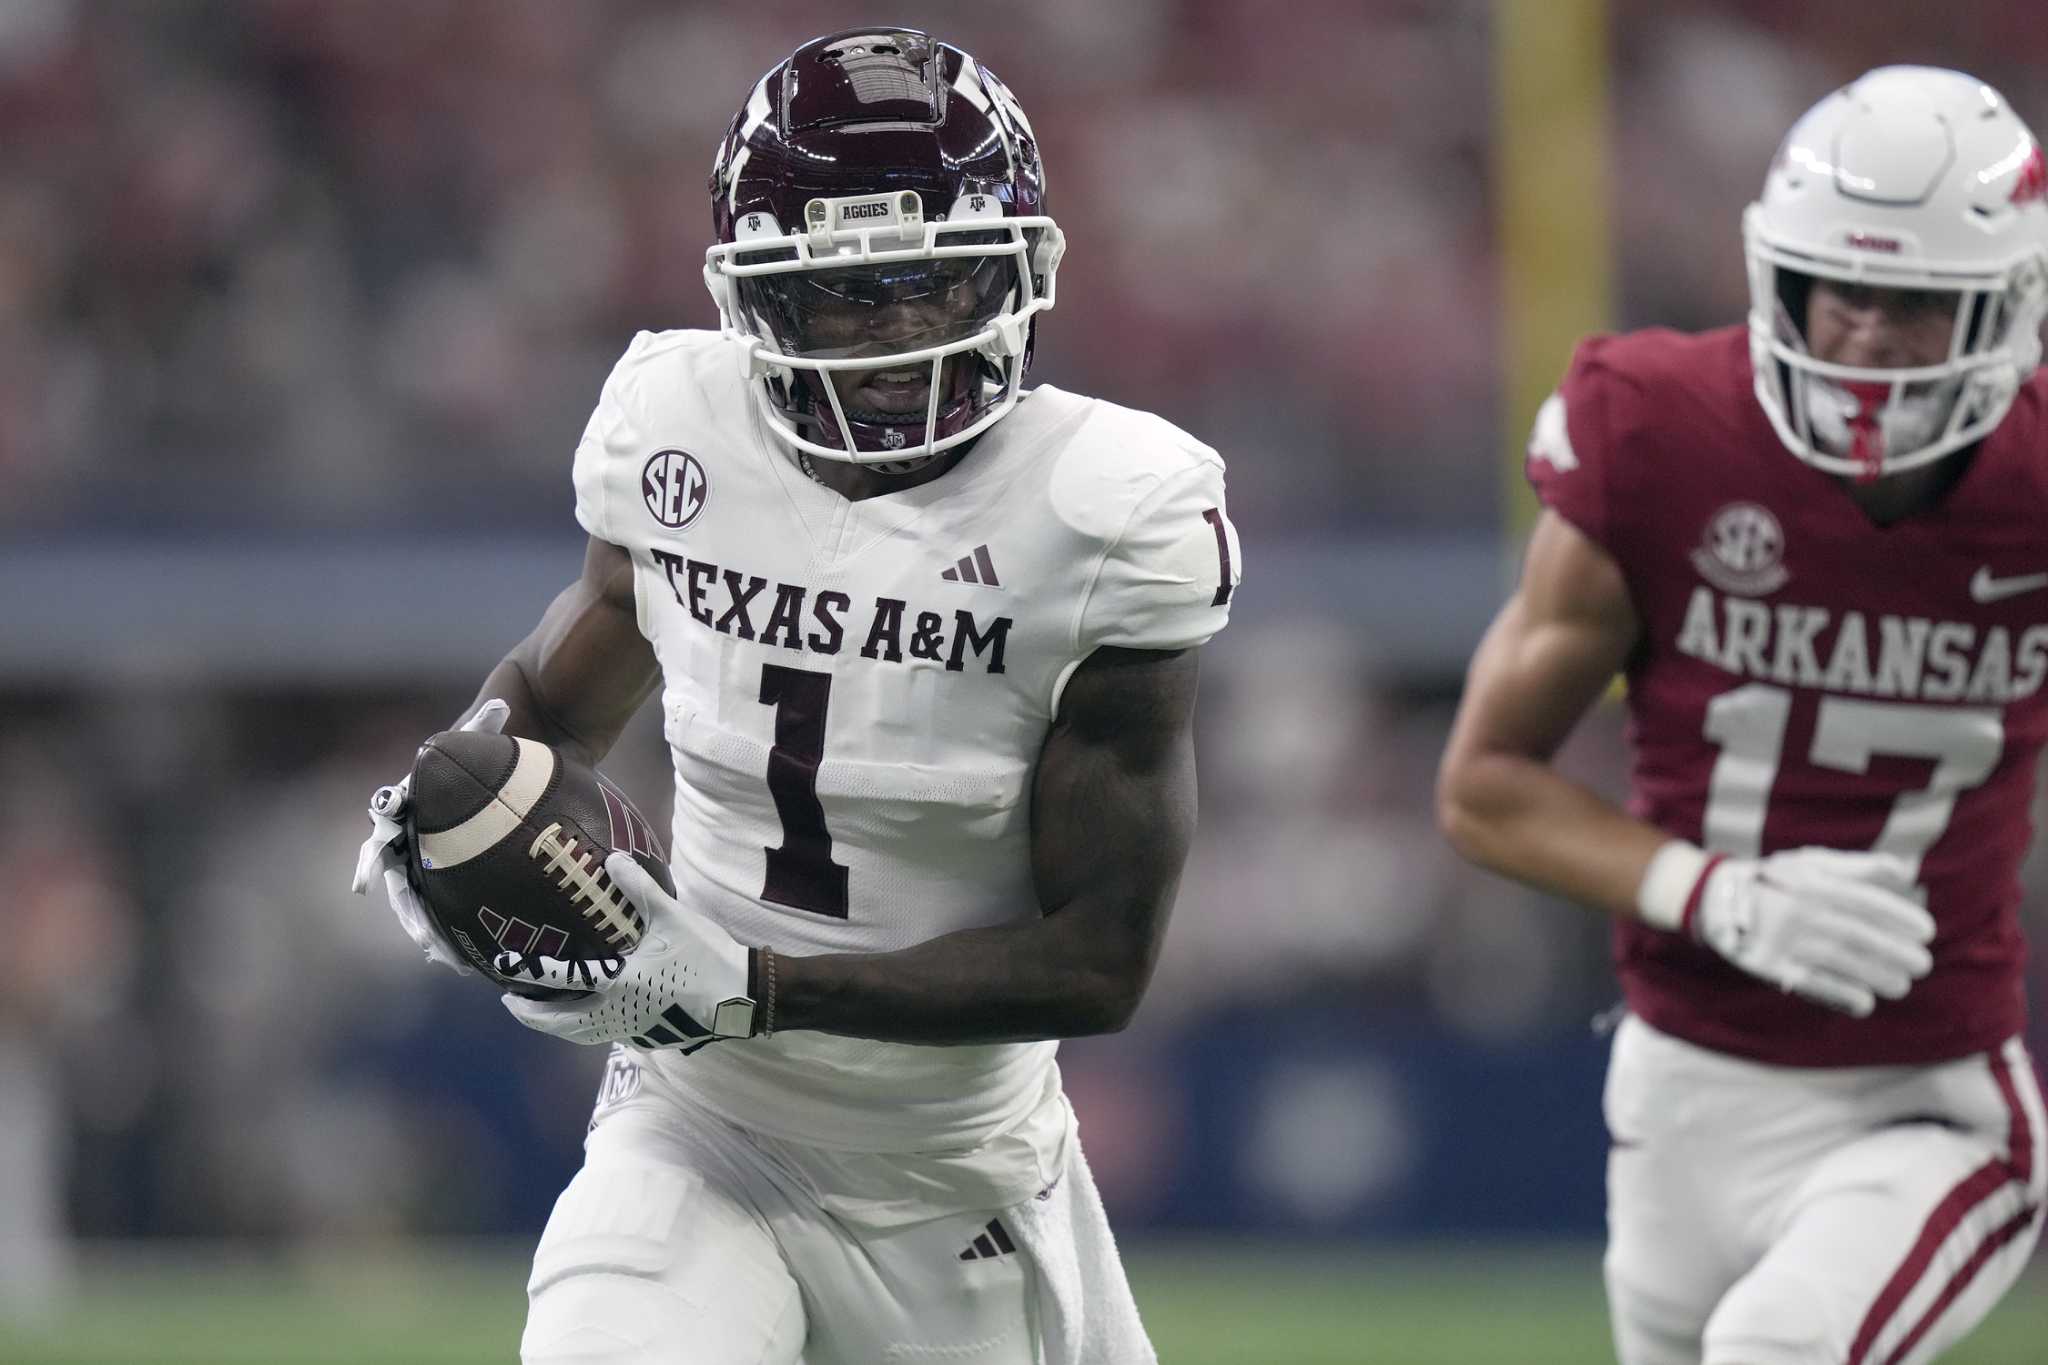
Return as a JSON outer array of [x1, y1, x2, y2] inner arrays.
[[1603, 1014, 2045, 1365], [520, 1047, 1153, 1365]]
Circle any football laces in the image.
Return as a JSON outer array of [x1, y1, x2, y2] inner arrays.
[[528, 822, 645, 951]]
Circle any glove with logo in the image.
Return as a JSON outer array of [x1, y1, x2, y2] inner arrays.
[[1637, 842, 1935, 1017], [349, 699, 511, 975], [497, 851, 763, 1051]]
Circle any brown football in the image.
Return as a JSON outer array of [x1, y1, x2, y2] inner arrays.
[[404, 730, 672, 999]]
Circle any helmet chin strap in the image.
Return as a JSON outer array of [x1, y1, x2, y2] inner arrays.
[[819, 399, 945, 471], [793, 448, 938, 485], [787, 353, 986, 466]]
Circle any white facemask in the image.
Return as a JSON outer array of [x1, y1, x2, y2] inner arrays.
[[1800, 375, 1961, 477]]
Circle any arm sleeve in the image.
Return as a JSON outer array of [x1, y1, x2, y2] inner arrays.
[[1077, 460, 1241, 654], [1524, 338, 1621, 552]]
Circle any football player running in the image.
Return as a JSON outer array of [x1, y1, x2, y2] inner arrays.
[[1438, 67, 2047, 1365], [351, 29, 1239, 1365]]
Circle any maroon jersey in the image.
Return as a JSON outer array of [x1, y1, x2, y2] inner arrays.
[[1530, 326, 2044, 1066]]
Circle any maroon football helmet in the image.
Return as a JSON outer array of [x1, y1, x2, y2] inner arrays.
[[704, 28, 1064, 463]]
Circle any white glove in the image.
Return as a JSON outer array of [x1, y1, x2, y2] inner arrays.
[[1637, 842, 1935, 1017], [348, 699, 511, 975], [498, 850, 761, 1050]]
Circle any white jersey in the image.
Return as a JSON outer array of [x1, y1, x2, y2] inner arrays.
[[571, 329, 1241, 1152]]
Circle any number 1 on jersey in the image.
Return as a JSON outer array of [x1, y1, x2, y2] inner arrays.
[[759, 664, 850, 917], [1203, 507, 1234, 607]]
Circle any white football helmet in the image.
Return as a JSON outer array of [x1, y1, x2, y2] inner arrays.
[[1745, 66, 2048, 477]]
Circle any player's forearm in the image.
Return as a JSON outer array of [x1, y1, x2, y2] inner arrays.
[[770, 913, 1159, 1044], [772, 647, 1195, 1045], [1436, 746, 1671, 920]]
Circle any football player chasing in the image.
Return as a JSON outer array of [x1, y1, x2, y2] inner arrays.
[[1438, 68, 2047, 1365], [353, 29, 1238, 1365]]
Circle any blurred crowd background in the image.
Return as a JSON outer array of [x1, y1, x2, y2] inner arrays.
[[6, 0, 2048, 1323]]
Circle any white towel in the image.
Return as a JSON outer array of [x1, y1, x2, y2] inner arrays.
[[1003, 1141, 1157, 1365]]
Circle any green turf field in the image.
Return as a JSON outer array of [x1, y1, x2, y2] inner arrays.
[[1, 1241, 2042, 1363]]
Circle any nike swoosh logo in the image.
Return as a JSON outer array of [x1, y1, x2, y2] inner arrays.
[[1971, 567, 2048, 603]]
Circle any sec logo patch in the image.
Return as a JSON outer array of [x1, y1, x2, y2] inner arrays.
[[642, 449, 708, 530], [1691, 501, 1787, 596]]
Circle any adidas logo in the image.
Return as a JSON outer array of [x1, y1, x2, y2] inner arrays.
[[479, 906, 569, 958], [958, 1217, 1017, 1261], [632, 1003, 723, 1056], [940, 545, 1001, 587]]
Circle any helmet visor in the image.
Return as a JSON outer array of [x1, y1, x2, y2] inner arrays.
[[739, 249, 1019, 361]]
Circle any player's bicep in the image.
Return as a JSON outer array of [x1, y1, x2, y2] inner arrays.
[[1030, 646, 1200, 1002], [1447, 509, 1639, 765], [502, 537, 659, 762]]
